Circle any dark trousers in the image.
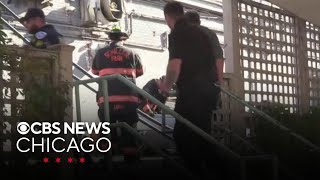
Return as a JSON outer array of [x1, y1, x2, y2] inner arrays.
[[173, 83, 220, 176], [98, 108, 138, 148]]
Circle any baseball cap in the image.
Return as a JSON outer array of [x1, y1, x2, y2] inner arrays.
[[20, 8, 45, 23]]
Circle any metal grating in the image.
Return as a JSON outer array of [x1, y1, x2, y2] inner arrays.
[[238, 1, 299, 112], [306, 22, 320, 107]]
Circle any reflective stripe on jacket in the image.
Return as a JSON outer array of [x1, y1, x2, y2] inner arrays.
[[91, 42, 143, 107]]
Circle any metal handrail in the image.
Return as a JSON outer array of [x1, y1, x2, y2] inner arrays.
[[72, 71, 259, 155], [0, 17, 30, 44], [73, 63, 95, 79], [72, 74, 174, 140], [73, 74, 280, 180], [72, 74, 97, 93], [0, 1, 21, 21], [0, 1, 30, 44], [216, 84, 320, 153], [73, 74, 241, 160]]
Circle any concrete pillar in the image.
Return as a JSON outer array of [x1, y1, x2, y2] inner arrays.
[[48, 44, 75, 179], [223, 0, 246, 136], [295, 19, 310, 114], [0, 44, 75, 177], [49, 44, 75, 122]]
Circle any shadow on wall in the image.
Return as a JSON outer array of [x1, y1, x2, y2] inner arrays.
[[44, 0, 81, 25], [73, 42, 93, 78], [73, 41, 107, 79], [4, 0, 49, 14], [3, 0, 81, 25]]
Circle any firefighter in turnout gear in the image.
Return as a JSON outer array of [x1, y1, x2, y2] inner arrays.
[[92, 25, 144, 159]]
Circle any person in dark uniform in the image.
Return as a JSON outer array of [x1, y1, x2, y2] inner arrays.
[[91, 25, 144, 159], [140, 76, 167, 116], [20, 8, 63, 48], [185, 11, 224, 86], [160, 2, 221, 177]]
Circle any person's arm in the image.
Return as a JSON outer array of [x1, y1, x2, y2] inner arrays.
[[216, 58, 224, 85], [91, 51, 100, 76], [134, 53, 144, 77], [211, 30, 224, 85], [160, 31, 183, 94], [161, 59, 182, 93]]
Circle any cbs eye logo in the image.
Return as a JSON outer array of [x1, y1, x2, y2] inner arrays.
[[17, 122, 30, 135]]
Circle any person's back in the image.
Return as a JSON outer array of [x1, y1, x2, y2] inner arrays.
[[169, 18, 216, 90], [185, 10, 224, 84], [93, 42, 143, 114]]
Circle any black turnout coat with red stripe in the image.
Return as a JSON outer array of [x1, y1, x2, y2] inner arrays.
[[92, 41, 144, 113]]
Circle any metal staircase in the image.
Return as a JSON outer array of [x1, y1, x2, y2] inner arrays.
[[1, 2, 320, 179], [72, 74, 279, 180]]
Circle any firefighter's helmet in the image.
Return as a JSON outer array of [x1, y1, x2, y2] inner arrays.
[[108, 25, 129, 40]]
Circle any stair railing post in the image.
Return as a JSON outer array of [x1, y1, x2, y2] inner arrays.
[[102, 79, 112, 172], [75, 84, 81, 123]]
